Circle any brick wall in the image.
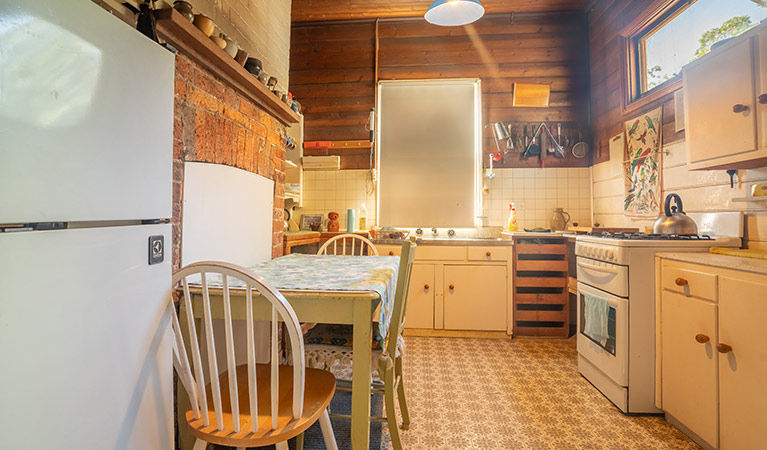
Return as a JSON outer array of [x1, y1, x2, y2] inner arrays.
[[171, 53, 287, 268], [181, 0, 291, 89]]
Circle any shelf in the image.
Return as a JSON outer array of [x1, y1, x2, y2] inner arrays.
[[154, 8, 299, 126], [732, 197, 767, 203]]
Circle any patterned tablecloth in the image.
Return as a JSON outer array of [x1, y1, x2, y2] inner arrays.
[[201, 254, 401, 344]]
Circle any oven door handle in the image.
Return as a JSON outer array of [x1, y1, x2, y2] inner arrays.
[[577, 260, 620, 275]]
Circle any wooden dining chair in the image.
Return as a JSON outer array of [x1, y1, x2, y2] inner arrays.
[[318, 233, 379, 256], [171, 261, 339, 450], [304, 239, 417, 450]]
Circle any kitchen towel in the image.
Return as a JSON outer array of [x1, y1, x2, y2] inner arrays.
[[583, 291, 610, 346]]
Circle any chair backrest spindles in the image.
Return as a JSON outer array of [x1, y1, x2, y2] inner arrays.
[[171, 262, 308, 435], [245, 285, 258, 433], [318, 233, 379, 256], [220, 275, 240, 432], [200, 273, 225, 430], [182, 278, 210, 425]]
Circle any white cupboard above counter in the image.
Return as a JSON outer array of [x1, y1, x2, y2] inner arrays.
[[655, 253, 767, 450], [683, 21, 767, 170]]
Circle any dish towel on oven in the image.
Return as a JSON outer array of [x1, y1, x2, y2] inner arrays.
[[583, 291, 609, 346]]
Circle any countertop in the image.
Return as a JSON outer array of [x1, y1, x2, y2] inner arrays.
[[372, 237, 513, 247], [501, 231, 578, 242], [656, 252, 767, 276]]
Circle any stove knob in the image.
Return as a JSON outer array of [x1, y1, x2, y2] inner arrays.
[[607, 250, 615, 261]]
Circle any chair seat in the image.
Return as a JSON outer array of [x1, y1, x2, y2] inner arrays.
[[304, 324, 405, 381], [185, 363, 336, 448]]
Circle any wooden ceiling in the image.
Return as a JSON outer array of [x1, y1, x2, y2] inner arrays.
[[291, 0, 592, 23]]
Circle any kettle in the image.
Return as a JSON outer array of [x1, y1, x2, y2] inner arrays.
[[653, 193, 698, 235]]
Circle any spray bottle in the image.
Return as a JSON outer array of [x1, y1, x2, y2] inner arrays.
[[507, 203, 518, 232]]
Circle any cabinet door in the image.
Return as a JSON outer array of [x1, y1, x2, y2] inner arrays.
[[684, 36, 759, 169], [718, 276, 767, 450], [660, 290, 718, 448], [443, 265, 506, 331], [404, 264, 435, 329]]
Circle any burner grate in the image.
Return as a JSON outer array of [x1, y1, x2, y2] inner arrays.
[[586, 231, 713, 240]]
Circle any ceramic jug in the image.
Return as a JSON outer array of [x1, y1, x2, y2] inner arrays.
[[550, 208, 570, 232]]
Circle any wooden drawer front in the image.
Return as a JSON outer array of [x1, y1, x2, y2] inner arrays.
[[467, 246, 505, 262], [416, 246, 465, 261], [377, 245, 400, 257], [662, 265, 717, 301], [515, 243, 567, 255], [515, 259, 568, 272]]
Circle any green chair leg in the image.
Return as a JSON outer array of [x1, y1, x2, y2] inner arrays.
[[395, 357, 410, 430], [384, 367, 403, 450], [295, 432, 304, 450]]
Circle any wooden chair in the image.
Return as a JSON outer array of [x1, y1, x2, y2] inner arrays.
[[171, 261, 339, 450], [318, 233, 379, 256], [304, 239, 417, 450]]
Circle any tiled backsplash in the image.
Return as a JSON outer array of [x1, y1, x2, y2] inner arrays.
[[300, 170, 376, 230], [484, 168, 592, 230], [301, 167, 592, 232]]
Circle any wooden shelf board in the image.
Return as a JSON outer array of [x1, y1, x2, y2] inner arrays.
[[732, 197, 767, 203], [154, 8, 299, 126]]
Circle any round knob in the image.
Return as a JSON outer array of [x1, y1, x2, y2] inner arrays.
[[448, 229, 456, 237], [449, 284, 455, 290], [486, 251, 491, 257], [607, 251, 615, 261], [432, 227, 438, 234], [388, 251, 394, 256], [733, 104, 750, 113], [717, 343, 733, 354], [675, 277, 688, 286], [695, 334, 710, 344], [597, 248, 604, 258], [424, 284, 430, 290], [416, 228, 423, 235], [758, 94, 767, 105]]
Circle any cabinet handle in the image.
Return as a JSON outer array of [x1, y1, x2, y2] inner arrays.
[[675, 277, 688, 286], [732, 104, 750, 113], [717, 343, 733, 354], [388, 251, 394, 256], [758, 94, 767, 104], [486, 251, 491, 257], [695, 334, 710, 344], [449, 284, 455, 290], [424, 284, 430, 290]]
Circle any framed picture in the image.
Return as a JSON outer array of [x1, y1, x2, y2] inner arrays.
[[300, 214, 323, 231]]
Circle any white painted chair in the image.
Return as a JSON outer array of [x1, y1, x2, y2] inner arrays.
[[171, 261, 338, 450], [318, 233, 379, 256], [305, 239, 417, 450]]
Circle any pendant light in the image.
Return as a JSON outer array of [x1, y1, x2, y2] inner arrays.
[[424, 0, 485, 26]]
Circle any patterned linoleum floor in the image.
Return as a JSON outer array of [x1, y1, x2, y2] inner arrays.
[[379, 336, 699, 450]]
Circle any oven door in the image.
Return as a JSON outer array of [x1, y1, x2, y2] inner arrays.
[[577, 282, 628, 386], [576, 256, 628, 298]]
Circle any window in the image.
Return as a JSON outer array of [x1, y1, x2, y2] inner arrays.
[[621, 0, 767, 111]]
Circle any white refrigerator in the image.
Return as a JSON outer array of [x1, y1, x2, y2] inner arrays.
[[0, 1, 175, 449]]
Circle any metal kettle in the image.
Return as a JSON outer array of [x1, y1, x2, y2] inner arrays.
[[653, 193, 698, 235]]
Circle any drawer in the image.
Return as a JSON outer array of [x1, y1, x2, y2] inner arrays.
[[467, 246, 506, 262], [415, 246, 466, 261], [377, 245, 401, 257], [662, 264, 717, 301]]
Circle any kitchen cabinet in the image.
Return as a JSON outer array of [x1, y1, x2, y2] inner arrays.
[[683, 23, 767, 170], [444, 265, 506, 331], [657, 256, 767, 449], [376, 242, 512, 333]]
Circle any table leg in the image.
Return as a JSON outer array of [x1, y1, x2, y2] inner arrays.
[[351, 300, 372, 449]]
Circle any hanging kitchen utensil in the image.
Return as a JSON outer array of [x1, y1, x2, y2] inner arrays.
[[572, 123, 589, 158], [528, 124, 541, 156], [522, 123, 529, 157], [543, 123, 565, 157], [653, 193, 698, 235]]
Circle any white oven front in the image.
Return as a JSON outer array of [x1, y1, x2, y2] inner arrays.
[[576, 281, 628, 387]]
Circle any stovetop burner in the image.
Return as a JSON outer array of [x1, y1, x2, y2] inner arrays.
[[586, 231, 713, 240]]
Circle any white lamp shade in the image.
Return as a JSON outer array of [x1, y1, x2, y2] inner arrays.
[[424, 0, 485, 26]]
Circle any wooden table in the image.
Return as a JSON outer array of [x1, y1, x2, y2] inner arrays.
[[179, 255, 399, 450]]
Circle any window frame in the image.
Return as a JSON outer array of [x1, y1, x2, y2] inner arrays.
[[619, 0, 695, 115]]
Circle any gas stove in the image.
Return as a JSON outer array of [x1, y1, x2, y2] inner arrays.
[[574, 212, 743, 414]]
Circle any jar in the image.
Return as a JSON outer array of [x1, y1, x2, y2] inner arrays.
[[173, 1, 194, 22], [550, 208, 571, 232]]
